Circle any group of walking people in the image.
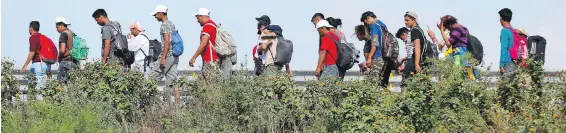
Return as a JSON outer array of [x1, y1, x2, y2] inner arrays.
[[21, 5, 547, 100]]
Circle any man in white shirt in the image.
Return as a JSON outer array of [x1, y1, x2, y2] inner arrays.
[[127, 22, 151, 77]]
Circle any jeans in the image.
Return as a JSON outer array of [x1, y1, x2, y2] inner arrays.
[[30, 62, 50, 100], [320, 64, 339, 80], [58, 60, 76, 84]]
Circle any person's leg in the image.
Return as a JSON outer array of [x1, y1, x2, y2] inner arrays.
[[201, 61, 220, 80], [261, 65, 281, 76], [402, 58, 415, 87], [164, 56, 179, 103], [320, 65, 339, 80], [381, 59, 393, 88], [220, 57, 232, 79], [31, 62, 47, 100], [369, 58, 385, 83]]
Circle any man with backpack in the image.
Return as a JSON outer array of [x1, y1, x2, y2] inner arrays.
[[189, 8, 220, 79], [498, 8, 516, 75], [127, 22, 151, 77], [151, 5, 180, 101], [255, 15, 292, 76], [55, 17, 77, 84], [402, 11, 428, 80], [92, 9, 130, 67], [315, 20, 340, 79], [21, 21, 55, 100], [361, 11, 394, 87]]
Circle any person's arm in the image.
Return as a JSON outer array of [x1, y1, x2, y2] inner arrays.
[[189, 35, 209, 67], [21, 37, 38, 72], [414, 39, 421, 65], [103, 40, 111, 63], [161, 33, 170, 63], [499, 29, 511, 69], [367, 24, 381, 64], [285, 64, 291, 75], [101, 27, 112, 63], [315, 50, 327, 77]]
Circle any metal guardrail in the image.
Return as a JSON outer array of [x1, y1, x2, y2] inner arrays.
[[11, 70, 563, 94]]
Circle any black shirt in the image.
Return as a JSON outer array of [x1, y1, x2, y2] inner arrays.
[[410, 26, 426, 61]]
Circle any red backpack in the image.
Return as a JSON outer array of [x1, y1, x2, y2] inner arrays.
[[36, 34, 58, 64], [506, 27, 528, 60]]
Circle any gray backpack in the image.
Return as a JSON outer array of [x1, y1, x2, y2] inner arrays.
[[108, 24, 135, 65], [271, 37, 293, 66], [327, 35, 358, 70]]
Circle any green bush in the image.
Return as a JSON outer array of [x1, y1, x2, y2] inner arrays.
[[2, 58, 565, 132]]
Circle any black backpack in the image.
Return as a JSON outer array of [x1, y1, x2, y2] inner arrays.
[[108, 24, 135, 65], [414, 27, 435, 62], [141, 34, 162, 62], [527, 35, 546, 63], [327, 35, 358, 70], [467, 35, 484, 65]]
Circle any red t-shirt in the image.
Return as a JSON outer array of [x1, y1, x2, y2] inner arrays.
[[252, 45, 258, 62], [201, 20, 219, 62], [29, 33, 42, 63], [320, 32, 339, 66]]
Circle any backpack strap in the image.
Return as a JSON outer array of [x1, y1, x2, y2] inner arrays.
[[325, 34, 341, 62], [414, 26, 429, 59]]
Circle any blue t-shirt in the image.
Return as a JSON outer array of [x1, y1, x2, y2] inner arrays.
[[369, 20, 387, 59], [499, 27, 514, 68]]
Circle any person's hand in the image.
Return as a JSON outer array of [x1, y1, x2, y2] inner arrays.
[[20, 66, 26, 73], [366, 59, 372, 68], [427, 29, 435, 39], [499, 67, 505, 74], [160, 60, 166, 69], [189, 57, 196, 67], [415, 65, 422, 73], [127, 33, 132, 39], [437, 20, 443, 30], [315, 67, 322, 77]]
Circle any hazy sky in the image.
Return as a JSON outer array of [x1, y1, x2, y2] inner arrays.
[[2, 0, 565, 71]]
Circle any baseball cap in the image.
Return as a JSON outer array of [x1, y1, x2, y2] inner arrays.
[[151, 5, 168, 16], [55, 17, 71, 25], [405, 11, 418, 22], [193, 8, 210, 16], [130, 22, 144, 31], [516, 27, 528, 36], [315, 20, 333, 29], [255, 15, 271, 24]]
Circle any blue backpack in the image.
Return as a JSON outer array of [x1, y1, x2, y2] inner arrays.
[[171, 31, 184, 57]]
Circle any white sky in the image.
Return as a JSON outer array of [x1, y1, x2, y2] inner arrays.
[[2, 0, 565, 71]]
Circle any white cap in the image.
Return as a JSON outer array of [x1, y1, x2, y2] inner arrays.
[[130, 22, 144, 31], [193, 8, 210, 16], [315, 20, 333, 29], [55, 17, 71, 25], [151, 5, 168, 16]]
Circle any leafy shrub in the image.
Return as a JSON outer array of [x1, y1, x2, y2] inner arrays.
[[1, 57, 565, 132]]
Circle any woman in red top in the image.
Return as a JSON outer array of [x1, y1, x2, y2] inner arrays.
[[315, 20, 339, 79]]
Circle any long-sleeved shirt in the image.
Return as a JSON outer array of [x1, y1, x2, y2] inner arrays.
[[127, 32, 150, 68], [500, 27, 513, 68]]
